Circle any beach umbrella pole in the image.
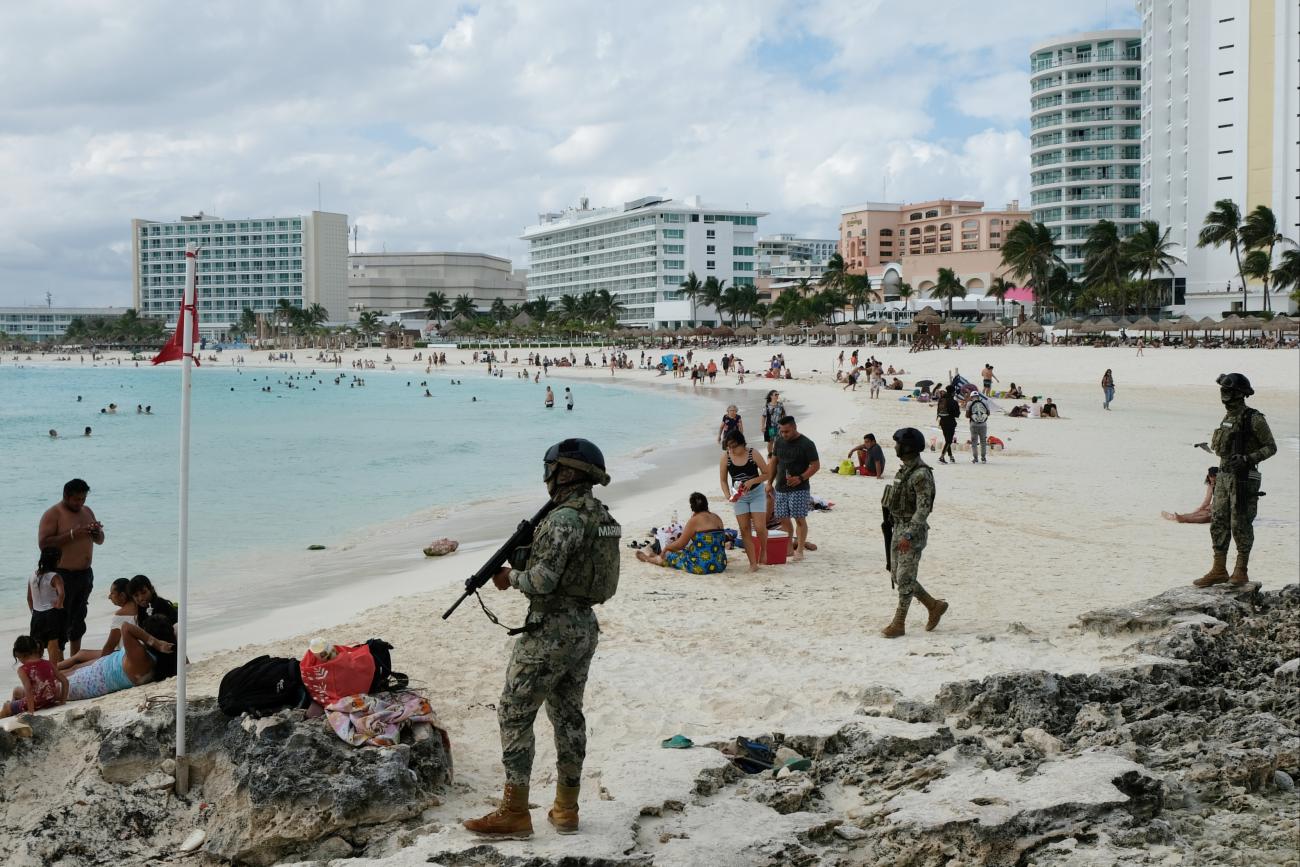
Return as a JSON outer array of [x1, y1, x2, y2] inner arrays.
[[175, 245, 195, 795]]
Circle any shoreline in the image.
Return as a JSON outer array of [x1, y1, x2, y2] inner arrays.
[[1, 342, 1296, 864]]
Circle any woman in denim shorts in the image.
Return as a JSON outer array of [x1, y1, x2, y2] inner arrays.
[[719, 430, 770, 572]]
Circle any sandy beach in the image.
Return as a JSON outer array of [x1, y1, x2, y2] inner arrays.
[[2, 340, 1297, 865]]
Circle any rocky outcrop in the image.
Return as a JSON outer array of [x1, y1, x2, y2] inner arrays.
[[2, 698, 451, 866]]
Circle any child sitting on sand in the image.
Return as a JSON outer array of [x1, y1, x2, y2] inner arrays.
[[2, 635, 68, 718]]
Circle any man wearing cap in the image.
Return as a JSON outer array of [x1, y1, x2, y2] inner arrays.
[[880, 428, 949, 637], [1194, 374, 1276, 587], [465, 438, 621, 839]]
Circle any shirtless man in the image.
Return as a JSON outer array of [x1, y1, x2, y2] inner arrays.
[[38, 479, 105, 655]]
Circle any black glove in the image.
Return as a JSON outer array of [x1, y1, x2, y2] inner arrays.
[[1224, 454, 1247, 473]]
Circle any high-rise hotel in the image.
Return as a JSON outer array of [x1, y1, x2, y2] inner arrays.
[[131, 211, 349, 338], [1029, 30, 1143, 278], [521, 196, 765, 329], [1136, 0, 1299, 315]]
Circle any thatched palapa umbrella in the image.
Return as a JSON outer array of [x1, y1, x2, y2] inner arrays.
[[1014, 319, 1043, 335], [735, 326, 757, 338]]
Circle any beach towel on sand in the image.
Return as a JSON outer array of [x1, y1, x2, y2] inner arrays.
[[325, 690, 444, 748]]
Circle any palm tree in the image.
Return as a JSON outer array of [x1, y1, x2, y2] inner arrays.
[[424, 291, 449, 324], [490, 297, 510, 323], [236, 307, 258, 342], [1122, 220, 1184, 313], [1240, 205, 1289, 312], [306, 303, 329, 328], [896, 282, 915, 312], [1198, 199, 1249, 310], [1082, 220, 1128, 312], [558, 293, 581, 326], [752, 302, 772, 327], [701, 276, 726, 324], [818, 285, 849, 324], [678, 271, 704, 325], [1242, 250, 1273, 309], [525, 297, 553, 326], [275, 298, 297, 344], [987, 277, 1014, 320], [820, 252, 848, 294], [1271, 248, 1300, 305], [356, 311, 383, 346], [1000, 221, 1063, 315], [846, 273, 880, 320], [451, 294, 476, 320], [931, 268, 966, 318]]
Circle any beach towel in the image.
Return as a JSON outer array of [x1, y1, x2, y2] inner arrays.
[[325, 690, 444, 748]]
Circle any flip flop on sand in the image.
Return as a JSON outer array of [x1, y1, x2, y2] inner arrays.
[[661, 735, 693, 749]]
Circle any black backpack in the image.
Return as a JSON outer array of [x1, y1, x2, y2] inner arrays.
[[218, 655, 310, 718], [365, 639, 409, 694]]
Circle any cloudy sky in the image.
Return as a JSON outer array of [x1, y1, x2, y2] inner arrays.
[[0, 0, 1138, 307]]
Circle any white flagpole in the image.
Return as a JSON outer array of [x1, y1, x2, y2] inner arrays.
[[175, 244, 196, 794]]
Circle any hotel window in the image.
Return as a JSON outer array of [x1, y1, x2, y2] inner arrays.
[[706, 245, 715, 254], [706, 230, 715, 239], [663, 229, 684, 239], [706, 260, 716, 270]]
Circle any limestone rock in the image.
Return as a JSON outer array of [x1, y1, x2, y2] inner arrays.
[[423, 537, 459, 557], [1076, 583, 1260, 636], [1021, 727, 1063, 756]]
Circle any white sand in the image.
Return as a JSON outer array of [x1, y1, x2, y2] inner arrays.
[[13, 341, 1299, 863]]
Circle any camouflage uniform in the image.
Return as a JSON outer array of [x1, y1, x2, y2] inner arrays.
[[885, 455, 936, 609], [1209, 406, 1276, 557], [499, 488, 619, 788]]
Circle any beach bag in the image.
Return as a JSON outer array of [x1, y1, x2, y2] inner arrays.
[[301, 639, 408, 706], [728, 737, 775, 774], [838, 459, 855, 475], [218, 655, 308, 717]]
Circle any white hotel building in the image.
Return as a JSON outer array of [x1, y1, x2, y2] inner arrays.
[[1029, 30, 1143, 278], [1137, 0, 1299, 315], [131, 211, 349, 339], [521, 196, 765, 329]]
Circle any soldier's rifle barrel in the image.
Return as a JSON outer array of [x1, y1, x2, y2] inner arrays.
[[442, 501, 556, 620]]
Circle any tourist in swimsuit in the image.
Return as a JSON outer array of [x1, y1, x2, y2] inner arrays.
[[717, 405, 744, 450], [719, 431, 769, 572], [636, 492, 728, 574], [65, 621, 172, 701], [59, 577, 137, 672]]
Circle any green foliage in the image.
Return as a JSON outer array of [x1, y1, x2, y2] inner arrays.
[[62, 309, 167, 346]]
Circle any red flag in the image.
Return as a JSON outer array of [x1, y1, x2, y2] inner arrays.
[[151, 300, 200, 366], [152, 250, 201, 366]]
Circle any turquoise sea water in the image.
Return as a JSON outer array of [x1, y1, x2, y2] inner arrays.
[[0, 361, 710, 645]]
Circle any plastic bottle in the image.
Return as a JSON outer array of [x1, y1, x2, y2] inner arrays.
[[671, 510, 679, 527], [309, 637, 337, 661]]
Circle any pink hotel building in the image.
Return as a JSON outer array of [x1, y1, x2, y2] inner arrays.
[[838, 199, 1030, 305]]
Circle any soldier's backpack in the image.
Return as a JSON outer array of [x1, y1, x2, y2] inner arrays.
[[559, 496, 622, 604], [217, 655, 310, 717]]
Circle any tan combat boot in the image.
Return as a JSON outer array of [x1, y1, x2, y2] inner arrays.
[[1228, 552, 1250, 585], [881, 603, 908, 638], [916, 590, 949, 632], [547, 784, 580, 834], [1193, 552, 1229, 588], [463, 783, 533, 838]]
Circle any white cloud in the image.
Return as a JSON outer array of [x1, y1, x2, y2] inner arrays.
[[0, 0, 1136, 306]]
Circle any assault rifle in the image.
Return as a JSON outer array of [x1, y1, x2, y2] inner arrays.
[[442, 501, 556, 623], [882, 508, 894, 573]]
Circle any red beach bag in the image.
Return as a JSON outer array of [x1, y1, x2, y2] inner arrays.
[[299, 644, 376, 707]]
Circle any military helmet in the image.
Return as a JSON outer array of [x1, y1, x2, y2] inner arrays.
[[1216, 372, 1254, 397], [544, 438, 611, 486], [892, 427, 926, 456]]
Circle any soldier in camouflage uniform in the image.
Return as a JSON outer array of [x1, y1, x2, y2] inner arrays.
[[464, 438, 621, 839], [881, 428, 949, 638], [1194, 373, 1276, 587]]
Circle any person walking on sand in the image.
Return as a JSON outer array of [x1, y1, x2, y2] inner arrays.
[[544, 386, 555, 409], [1101, 369, 1115, 410], [764, 416, 820, 561], [464, 439, 620, 839], [880, 428, 948, 638], [37, 479, 105, 656], [717, 405, 743, 450], [964, 391, 991, 464], [935, 387, 959, 464], [761, 390, 785, 458]]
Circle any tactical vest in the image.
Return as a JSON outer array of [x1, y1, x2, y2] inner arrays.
[[532, 492, 621, 610], [884, 460, 934, 520]]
